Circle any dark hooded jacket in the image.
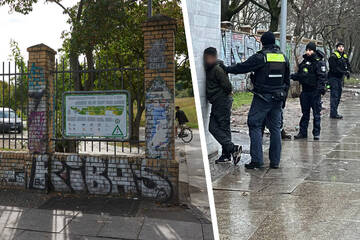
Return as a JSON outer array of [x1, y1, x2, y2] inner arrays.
[[205, 61, 233, 104], [292, 50, 327, 93]]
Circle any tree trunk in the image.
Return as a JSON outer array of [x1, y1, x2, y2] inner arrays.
[[269, 13, 279, 32], [84, 49, 96, 91], [131, 100, 145, 143]]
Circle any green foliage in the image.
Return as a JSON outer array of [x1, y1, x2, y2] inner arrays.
[[232, 92, 253, 110]]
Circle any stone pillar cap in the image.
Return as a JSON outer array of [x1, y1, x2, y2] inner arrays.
[[27, 44, 56, 54], [142, 14, 177, 28]]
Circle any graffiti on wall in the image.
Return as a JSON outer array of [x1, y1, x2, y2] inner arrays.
[[145, 77, 173, 160], [28, 63, 47, 154], [28, 155, 173, 202], [221, 31, 261, 91], [0, 170, 25, 186], [148, 39, 167, 70], [220, 30, 329, 91]]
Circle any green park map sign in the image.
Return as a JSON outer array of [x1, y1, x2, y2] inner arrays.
[[63, 91, 130, 140]]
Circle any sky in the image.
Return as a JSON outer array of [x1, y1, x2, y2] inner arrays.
[[0, 0, 73, 62]]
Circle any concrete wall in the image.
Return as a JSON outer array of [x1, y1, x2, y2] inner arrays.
[[186, 0, 221, 157]]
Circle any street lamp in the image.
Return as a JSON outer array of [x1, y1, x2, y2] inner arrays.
[[280, 0, 287, 53]]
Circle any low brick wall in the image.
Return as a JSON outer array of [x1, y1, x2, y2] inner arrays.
[[0, 151, 176, 202]]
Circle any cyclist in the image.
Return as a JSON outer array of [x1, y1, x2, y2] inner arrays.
[[175, 106, 189, 136]]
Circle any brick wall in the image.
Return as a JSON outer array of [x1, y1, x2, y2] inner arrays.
[[0, 152, 174, 202], [142, 15, 179, 201]]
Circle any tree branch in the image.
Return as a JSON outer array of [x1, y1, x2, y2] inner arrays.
[[250, 0, 270, 12]]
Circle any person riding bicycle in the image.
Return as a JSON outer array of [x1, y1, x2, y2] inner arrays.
[[175, 106, 189, 136]]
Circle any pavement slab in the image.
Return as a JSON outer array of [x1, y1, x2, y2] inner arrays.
[[5, 208, 79, 233], [138, 217, 203, 240], [97, 216, 144, 239]]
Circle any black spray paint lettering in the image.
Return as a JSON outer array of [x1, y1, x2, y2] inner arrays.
[[29, 155, 173, 202]]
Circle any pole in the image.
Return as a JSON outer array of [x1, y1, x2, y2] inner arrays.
[[147, 0, 152, 18], [280, 0, 287, 53]]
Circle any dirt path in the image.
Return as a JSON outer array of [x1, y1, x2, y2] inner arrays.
[[231, 90, 358, 136]]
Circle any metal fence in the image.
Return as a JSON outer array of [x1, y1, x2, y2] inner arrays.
[[0, 57, 145, 155]]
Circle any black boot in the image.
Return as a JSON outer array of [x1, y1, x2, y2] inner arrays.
[[281, 129, 292, 140], [294, 133, 307, 140], [245, 162, 264, 169], [330, 114, 343, 119]]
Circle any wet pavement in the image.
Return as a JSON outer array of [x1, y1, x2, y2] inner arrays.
[[0, 190, 213, 240], [212, 90, 360, 239]]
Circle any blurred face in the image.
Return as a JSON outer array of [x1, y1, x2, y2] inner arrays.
[[337, 45, 344, 53], [306, 49, 314, 56], [204, 54, 217, 65]]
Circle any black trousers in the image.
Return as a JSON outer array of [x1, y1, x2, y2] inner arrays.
[[209, 96, 234, 156]]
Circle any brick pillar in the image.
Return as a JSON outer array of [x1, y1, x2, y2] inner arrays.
[[27, 44, 56, 154], [142, 15, 178, 201]]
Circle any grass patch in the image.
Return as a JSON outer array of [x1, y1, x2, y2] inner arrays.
[[232, 92, 253, 110], [344, 77, 360, 86], [175, 97, 198, 129], [134, 97, 198, 129]]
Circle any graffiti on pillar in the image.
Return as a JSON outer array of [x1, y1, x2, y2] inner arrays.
[[28, 63, 45, 91], [28, 63, 47, 153], [28, 111, 47, 153], [145, 76, 173, 160], [28, 154, 173, 202], [29, 155, 49, 189], [148, 39, 167, 70]]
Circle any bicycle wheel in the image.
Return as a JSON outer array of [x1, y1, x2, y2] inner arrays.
[[180, 127, 193, 143]]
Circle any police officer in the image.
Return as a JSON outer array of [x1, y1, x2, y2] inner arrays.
[[221, 31, 290, 169], [291, 42, 327, 140], [328, 42, 351, 119]]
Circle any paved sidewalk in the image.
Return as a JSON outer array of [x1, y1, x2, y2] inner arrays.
[[213, 89, 360, 239], [0, 191, 213, 240]]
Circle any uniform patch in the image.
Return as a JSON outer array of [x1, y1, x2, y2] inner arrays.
[[321, 66, 326, 72]]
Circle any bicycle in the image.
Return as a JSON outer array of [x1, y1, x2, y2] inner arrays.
[[177, 125, 193, 143]]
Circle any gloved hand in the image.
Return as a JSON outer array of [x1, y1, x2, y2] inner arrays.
[[319, 87, 326, 96], [345, 71, 350, 79]]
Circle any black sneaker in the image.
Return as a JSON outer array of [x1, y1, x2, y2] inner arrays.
[[232, 145, 242, 166], [294, 133, 307, 140], [314, 135, 320, 141], [269, 164, 279, 169], [215, 154, 231, 164], [330, 114, 343, 119], [245, 162, 264, 169]]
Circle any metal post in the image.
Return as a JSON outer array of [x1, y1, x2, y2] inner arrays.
[[280, 0, 288, 53], [147, 0, 152, 18]]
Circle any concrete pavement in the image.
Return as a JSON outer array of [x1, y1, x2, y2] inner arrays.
[[212, 89, 360, 239], [0, 191, 213, 240]]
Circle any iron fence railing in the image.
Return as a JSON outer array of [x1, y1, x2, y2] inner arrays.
[[0, 57, 145, 155], [0, 61, 28, 150]]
